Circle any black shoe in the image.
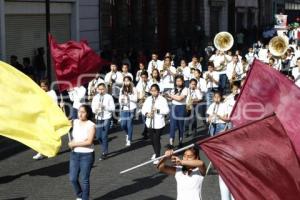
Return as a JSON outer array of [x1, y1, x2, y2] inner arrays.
[[185, 133, 191, 138], [99, 153, 107, 161], [178, 142, 183, 148], [142, 135, 149, 140]]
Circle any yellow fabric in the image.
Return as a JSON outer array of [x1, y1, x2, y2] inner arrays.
[[0, 61, 71, 157]]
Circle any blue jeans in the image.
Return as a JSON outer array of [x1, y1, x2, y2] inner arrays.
[[170, 105, 186, 141], [209, 123, 227, 136], [185, 105, 198, 135], [96, 118, 111, 154], [69, 152, 94, 200], [120, 110, 135, 141], [71, 107, 78, 120]]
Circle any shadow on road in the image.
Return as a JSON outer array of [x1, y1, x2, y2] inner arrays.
[[94, 173, 168, 200], [143, 195, 174, 200], [0, 161, 69, 184]]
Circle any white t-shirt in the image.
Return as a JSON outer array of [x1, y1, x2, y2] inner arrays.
[[148, 60, 163, 74], [119, 87, 138, 111], [91, 93, 115, 120], [141, 95, 170, 129], [206, 102, 227, 124], [292, 67, 300, 87], [224, 93, 237, 116], [175, 166, 204, 200], [194, 78, 207, 93], [171, 87, 188, 105], [181, 67, 191, 81], [47, 90, 58, 104], [186, 88, 203, 103], [203, 71, 219, 89], [161, 67, 176, 89], [72, 119, 95, 153], [188, 62, 202, 72], [68, 86, 86, 109], [226, 62, 243, 80]]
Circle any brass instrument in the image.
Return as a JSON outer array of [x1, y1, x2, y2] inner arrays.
[[88, 79, 97, 102], [149, 96, 156, 128], [96, 95, 104, 121], [160, 63, 169, 74], [269, 35, 289, 57], [176, 66, 183, 74], [107, 72, 116, 94], [214, 32, 234, 52], [138, 82, 147, 109], [186, 89, 193, 111], [214, 32, 234, 72]]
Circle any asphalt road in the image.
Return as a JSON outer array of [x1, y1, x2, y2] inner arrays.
[[0, 122, 221, 200]]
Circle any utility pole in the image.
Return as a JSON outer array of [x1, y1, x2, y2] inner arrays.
[[46, 0, 51, 82]]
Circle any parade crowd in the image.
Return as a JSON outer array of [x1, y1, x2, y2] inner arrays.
[[10, 30, 300, 200]]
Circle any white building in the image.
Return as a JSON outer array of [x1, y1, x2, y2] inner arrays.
[[0, 0, 100, 62]]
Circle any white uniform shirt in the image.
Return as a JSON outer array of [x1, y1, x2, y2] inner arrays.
[[72, 119, 95, 153], [47, 90, 58, 104], [135, 70, 148, 82], [122, 72, 134, 80], [104, 71, 123, 97], [141, 95, 170, 129], [148, 60, 163, 74], [195, 78, 207, 93], [203, 71, 219, 89], [88, 78, 105, 97], [226, 62, 243, 80], [292, 67, 300, 87], [68, 86, 86, 109], [161, 66, 176, 89], [224, 93, 237, 116], [206, 102, 227, 124], [91, 93, 115, 120], [188, 62, 202, 72], [245, 52, 257, 64], [181, 67, 191, 81], [119, 87, 138, 111], [148, 79, 164, 93], [171, 87, 188, 105], [186, 88, 203, 103], [175, 166, 204, 200]]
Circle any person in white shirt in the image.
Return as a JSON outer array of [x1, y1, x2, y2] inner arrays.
[[245, 47, 257, 64], [268, 57, 281, 70], [158, 147, 206, 200], [136, 71, 151, 139], [91, 83, 115, 160], [177, 59, 191, 87], [104, 64, 123, 99], [33, 80, 59, 160], [161, 56, 177, 90], [292, 57, 300, 87], [165, 75, 188, 147], [185, 79, 203, 137], [105, 64, 123, 125], [258, 45, 269, 63], [188, 56, 202, 72], [226, 55, 243, 83], [121, 63, 134, 80], [68, 86, 86, 120], [206, 91, 228, 136], [203, 63, 220, 107], [135, 62, 147, 83], [194, 69, 207, 94], [148, 68, 164, 93], [119, 76, 138, 147], [148, 53, 163, 74], [142, 84, 169, 162], [87, 73, 104, 102], [68, 104, 96, 200]]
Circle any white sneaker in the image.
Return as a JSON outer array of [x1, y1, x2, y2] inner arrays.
[[153, 159, 159, 165], [126, 140, 131, 147], [33, 153, 44, 160], [76, 198, 82, 200], [169, 138, 173, 146], [151, 154, 156, 160]]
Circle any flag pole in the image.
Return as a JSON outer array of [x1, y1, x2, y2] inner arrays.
[[120, 144, 195, 174]]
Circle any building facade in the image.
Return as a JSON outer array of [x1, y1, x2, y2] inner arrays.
[[0, 0, 101, 62]]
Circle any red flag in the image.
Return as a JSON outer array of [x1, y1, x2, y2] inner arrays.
[[199, 114, 300, 200], [49, 34, 110, 91], [230, 59, 300, 158]]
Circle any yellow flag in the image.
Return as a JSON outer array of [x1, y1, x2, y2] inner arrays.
[[0, 61, 71, 157]]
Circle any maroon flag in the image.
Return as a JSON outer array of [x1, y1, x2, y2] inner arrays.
[[199, 114, 300, 200], [49, 34, 110, 91], [230, 59, 300, 158]]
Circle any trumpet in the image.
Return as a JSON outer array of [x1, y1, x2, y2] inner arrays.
[[107, 72, 116, 94], [176, 66, 183, 74], [186, 95, 193, 111], [149, 96, 156, 128], [160, 64, 168, 74]]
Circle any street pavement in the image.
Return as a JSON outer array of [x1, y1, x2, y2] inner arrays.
[[0, 122, 221, 200]]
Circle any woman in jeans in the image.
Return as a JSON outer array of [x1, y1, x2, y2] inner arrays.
[[68, 104, 96, 200], [119, 76, 138, 147]]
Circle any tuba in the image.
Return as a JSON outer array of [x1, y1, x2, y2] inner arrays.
[[214, 32, 234, 52], [268, 35, 289, 57], [214, 32, 234, 71]]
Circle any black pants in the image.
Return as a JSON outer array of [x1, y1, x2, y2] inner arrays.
[[149, 128, 163, 158]]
